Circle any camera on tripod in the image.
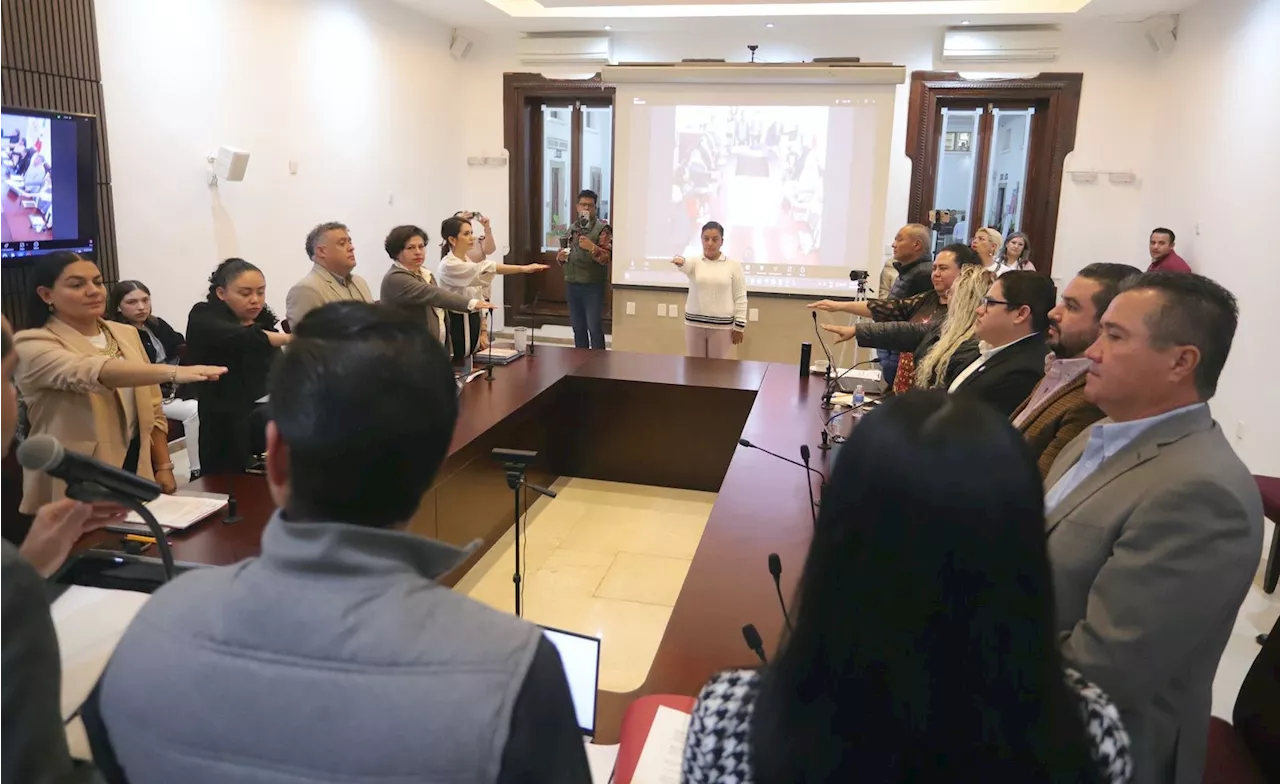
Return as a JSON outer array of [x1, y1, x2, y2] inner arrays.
[[848, 270, 870, 282]]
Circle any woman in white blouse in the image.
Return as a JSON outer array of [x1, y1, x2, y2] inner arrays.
[[671, 221, 747, 359], [435, 216, 547, 361]]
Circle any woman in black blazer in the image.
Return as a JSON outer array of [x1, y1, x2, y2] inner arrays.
[[109, 280, 203, 477], [184, 259, 291, 476]]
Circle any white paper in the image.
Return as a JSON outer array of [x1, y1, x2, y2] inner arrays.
[[124, 493, 227, 530], [630, 706, 692, 784], [584, 739, 619, 784], [51, 586, 151, 720]]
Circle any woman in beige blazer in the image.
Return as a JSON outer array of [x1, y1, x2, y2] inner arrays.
[[14, 253, 226, 513]]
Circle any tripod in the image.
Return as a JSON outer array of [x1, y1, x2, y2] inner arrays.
[[495, 448, 557, 617]]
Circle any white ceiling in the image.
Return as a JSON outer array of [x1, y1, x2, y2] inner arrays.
[[390, 0, 1198, 32]]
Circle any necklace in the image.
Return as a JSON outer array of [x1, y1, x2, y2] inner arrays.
[[96, 324, 124, 359]]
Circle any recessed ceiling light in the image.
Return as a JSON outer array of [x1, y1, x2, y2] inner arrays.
[[765, 22, 775, 28], [960, 20, 971, 25], [604, 24, 612, 30]]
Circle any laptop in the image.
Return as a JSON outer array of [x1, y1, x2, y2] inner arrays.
[[539, 625, 602, 737]]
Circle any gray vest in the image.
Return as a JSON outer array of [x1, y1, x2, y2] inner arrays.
[[564, 219, 609, 284], [95, 514, 543, 784]]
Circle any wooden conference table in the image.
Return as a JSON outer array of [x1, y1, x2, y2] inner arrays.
[[87, 347, 841, 744]]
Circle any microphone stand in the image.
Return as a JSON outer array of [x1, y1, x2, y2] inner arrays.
[[810, 312, 837, 409], [527, 292, 540, 357], [738, 438, 823, 526], [66, 480, 175, 581], [498, 450, 557, 618], [484, 304, 495, 382]]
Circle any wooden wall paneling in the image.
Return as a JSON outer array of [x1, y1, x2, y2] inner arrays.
[[1, 0, 118, 329], [905, 71, 1082, 273]]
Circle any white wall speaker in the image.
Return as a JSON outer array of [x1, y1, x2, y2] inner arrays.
[[214, 146, 250, 182], [450, 34, 473, 61], [1143, 15, 1178, 54]]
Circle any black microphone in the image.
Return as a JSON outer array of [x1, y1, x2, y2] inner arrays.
[[768, 553, 794, 635], [18, 434, 161, 503], [811, 311, 840, 409], [527, 291, 540, 357], [18, 434, 175, 580], [738, 438, 822, 525], [799, 444, 825, 517], [485, 303, 495, 381], [742, 623, 767, 665]]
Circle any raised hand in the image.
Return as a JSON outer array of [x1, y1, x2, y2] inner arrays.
[[808, 300, 842, 312], [672, 256, 686, 267], [820, 323, 856, 344], [525, 264, 550, 274], [176, 365, 228, 383]]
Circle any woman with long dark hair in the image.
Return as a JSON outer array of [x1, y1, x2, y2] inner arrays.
[[184, 259, 290, 475], [13, 253, 224, 510], [682, 391, 1131, 784], [108, 280, 203, 478], [435, 216, 546, 361]]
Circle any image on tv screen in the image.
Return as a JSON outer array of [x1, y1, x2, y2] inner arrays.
[[1, 109, 95, 261]]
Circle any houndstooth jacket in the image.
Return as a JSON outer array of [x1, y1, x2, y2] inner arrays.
[[681, 667, 1131, 784]]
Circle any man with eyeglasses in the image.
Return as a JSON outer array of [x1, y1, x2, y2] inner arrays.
[[947, 270, 1055, 416]]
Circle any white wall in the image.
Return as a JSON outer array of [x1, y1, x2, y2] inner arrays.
[[97, 0, 466, 329], [457, 20, 1164, 287], [1138, 0, 1280, 474]]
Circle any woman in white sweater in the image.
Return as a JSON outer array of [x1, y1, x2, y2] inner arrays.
[[672, 221, 747, 359]]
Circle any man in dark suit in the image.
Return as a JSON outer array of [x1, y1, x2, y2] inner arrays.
[[1, 316, 124, 784], [947, 270, 1054, 415], [1011, 263, 1141, 478]]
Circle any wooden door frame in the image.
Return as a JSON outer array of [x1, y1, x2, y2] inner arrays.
[[503, 73, 615, 329], [905, 71, 1082, 273]]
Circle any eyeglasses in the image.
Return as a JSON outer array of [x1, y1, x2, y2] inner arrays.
[[981, 297, 1012, 308]]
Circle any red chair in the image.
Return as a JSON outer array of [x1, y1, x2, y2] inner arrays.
[[1203, 615, 1279, 783], [613, 694, 698, 784]]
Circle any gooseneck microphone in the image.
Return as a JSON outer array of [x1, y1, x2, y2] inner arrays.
[[19, 434, 161, 503], [768, 553, 794, 635], [811, 312, 838, 408], [484, 303, 496, 381], [18, 434, 175, 580], [527, 292, 540, 357], [799, 444, 825, 514], [742, 623, 768, 665], [738, 438, 823, 525]]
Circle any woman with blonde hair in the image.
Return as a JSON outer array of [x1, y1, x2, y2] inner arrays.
[[913, 264, 996, 389], [971, 226, 1003, 272]]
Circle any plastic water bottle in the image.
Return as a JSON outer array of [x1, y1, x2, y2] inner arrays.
[[853, 384, 865, 407]]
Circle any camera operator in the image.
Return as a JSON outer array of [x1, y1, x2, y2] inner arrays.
[[454, 210, 496, 263], [554, 190, 611, 350]]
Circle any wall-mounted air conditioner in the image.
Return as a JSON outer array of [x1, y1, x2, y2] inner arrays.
[[941, 27, 1062, 64], [516, 35, 612, 67]]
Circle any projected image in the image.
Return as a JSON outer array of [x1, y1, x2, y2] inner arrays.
[[671, 106, 828, 266], [2, 114, 54, 243]]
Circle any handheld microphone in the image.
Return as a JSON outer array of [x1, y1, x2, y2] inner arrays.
[[18, 434, 175, 580], [18, 434, 161, 503], [742, 623, 768, 665], [768, 553, 794, 635], [738, 438, 822, 525]]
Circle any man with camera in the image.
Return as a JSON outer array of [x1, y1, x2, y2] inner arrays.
[[555, 189, 611, 350]]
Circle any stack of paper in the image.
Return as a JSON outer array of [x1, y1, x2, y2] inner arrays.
[[631, 706, 692, 784], [110, 492, 228, 534], [52, 586, 151, 720]]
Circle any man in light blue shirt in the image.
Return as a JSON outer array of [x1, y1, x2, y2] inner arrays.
[[1042, 272, 1262, 784]]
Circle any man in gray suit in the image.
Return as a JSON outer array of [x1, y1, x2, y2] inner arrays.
[[284, 221, 375, 328], [1044, 272, 1262, 784]]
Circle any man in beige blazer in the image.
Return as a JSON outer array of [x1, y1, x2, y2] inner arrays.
[[285, 221, 374, 328], [1043, 272, 1262, 784]]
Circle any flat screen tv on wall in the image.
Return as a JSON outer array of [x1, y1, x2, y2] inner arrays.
[[0, 107, 98, 263]]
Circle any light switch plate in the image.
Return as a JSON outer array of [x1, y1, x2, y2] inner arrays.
[[626, 301, 636, 315], [669, 305, 679, 318], [657, 304, 667, 317], [749, 308, 759, 322]]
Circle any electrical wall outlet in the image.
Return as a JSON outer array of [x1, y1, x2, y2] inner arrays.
[[657, 304, 667, 317], [749, 308, 759, 322], [626, 301, 636, 316], [669, 304, 679, 318]]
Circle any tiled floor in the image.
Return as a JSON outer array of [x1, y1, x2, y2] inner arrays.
[[171, 443, 1278, 717], [453, 478, 715, 693]]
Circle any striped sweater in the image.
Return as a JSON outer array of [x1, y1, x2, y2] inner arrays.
[[679, 254, 748, 331]]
